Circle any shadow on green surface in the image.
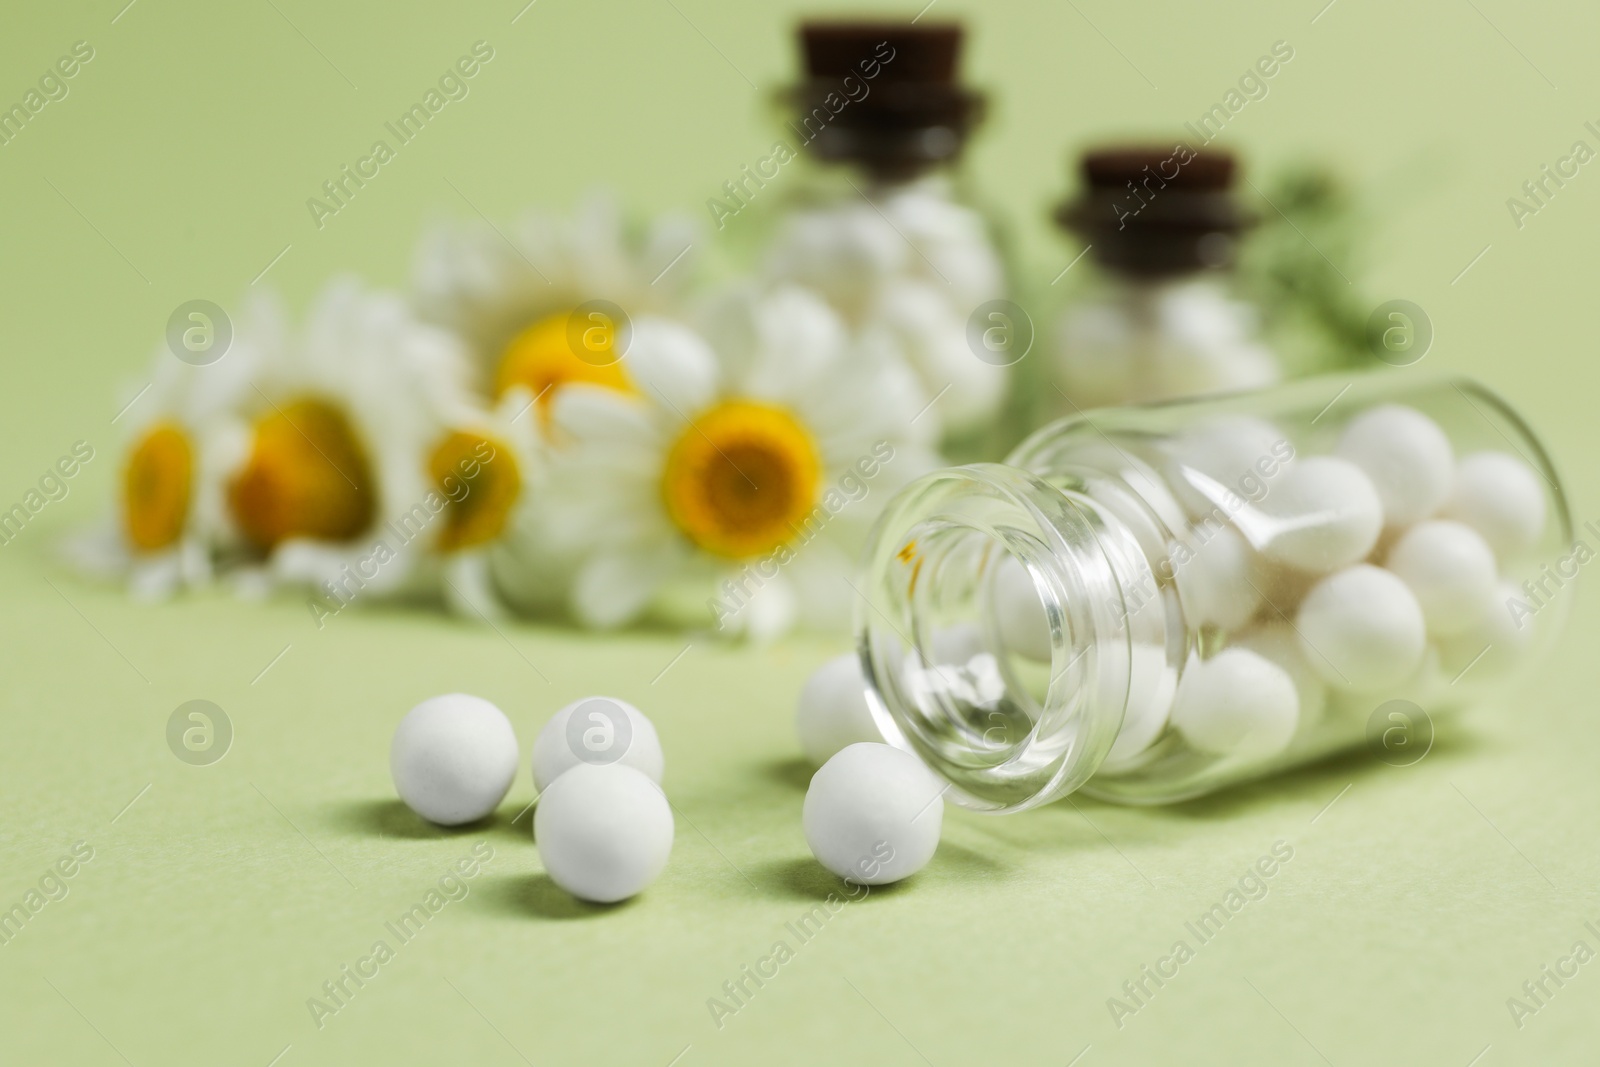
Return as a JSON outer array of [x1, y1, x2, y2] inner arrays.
[[922, 719, 1496, 863], [323, 798, 532, 843], [751, 856, 918, 902], [758, 756, 814, 792], [1111, 717, 1494, 825], [472, 871, 634, 920]]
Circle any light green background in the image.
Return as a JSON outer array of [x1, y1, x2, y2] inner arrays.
[[2, 1, 1597, 1064]]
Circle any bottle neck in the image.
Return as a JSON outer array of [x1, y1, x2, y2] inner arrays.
[[857, 462, 1173, 812]]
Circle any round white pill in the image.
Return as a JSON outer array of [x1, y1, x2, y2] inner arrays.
[[1170, 648, 1299, 760], [1168, 415, 1294, 518], [1295, 565, 1426, 691], [1231, 622, 1328, 733], [1173, 523, 1261, 631], [1437, 579, 1536, 682], [1329, 643, 1445, 716], [796, 653, 884, 766], [390, 694, 520, 826], [1335, 404, 1454, 528], [803, 743, 943, 886], [990, 554, 1053, 662], [1384, 520, 1498, 638], [1102, 642, 1178, 769], [532, 696, 663, 793], [1255, 456, 1383, 573], [1442, 451, 1547, 562], [534, 763, 673, 903]]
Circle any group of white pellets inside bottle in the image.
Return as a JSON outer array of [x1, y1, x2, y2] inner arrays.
[[986, 402, 1550, 792]]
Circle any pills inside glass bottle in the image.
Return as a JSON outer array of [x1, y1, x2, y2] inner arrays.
[[858, 374, 1571, 811]]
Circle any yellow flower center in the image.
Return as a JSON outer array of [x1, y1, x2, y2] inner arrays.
[[228, 397, 376, 553], [662, 400, 822, 559], [495, 310, 632, 407], [429, 430, 522, 551], [122, 422, 193, 553]]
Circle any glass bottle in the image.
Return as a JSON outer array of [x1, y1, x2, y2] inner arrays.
[[1045, 145, 1279, 415], [857, 372, 1572, 811], [736, 20, 1012, 456]]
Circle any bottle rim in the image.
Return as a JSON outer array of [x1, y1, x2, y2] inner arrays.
[[855, 462, 1150, 813]]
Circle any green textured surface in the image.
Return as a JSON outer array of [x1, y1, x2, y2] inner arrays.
[[2, 1, 1598, 1064]]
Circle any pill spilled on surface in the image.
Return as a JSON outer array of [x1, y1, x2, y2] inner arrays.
[[391, 694, 520, 826], [804, 743, 944, 886]]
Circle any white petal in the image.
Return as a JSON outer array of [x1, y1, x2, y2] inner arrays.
[[489, 519, 577, 613], [231, 566, 274, 601], [269, 537, 419, 598], [732, 575, 799, 644], [570, 546, 680, 629], [622, 317, 719, 413], [785, 546, 855, 634], [177, 537, 213, 587], [442, 551, 506, 621], [128, 553, 183, 602], [695, 283, 762, 384], [550, 385, 661, 452]]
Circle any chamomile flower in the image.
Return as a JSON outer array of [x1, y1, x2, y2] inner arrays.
[[226, 278, 535, 620], [431, 390, 542, 621], [764, 176, 1007, 432], [327, 382, 543, 622], [65, 306, 264, 599], [410, 191, 700, 416], [544, 285, 940, 640]]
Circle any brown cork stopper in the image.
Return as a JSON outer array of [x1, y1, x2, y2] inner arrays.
[[785, 21, 984, 181], [1056, 145, 1253, 277]]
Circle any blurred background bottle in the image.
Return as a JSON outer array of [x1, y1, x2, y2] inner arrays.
[[1042, 146, 1280, 417], [734, 20, 1013, 458]]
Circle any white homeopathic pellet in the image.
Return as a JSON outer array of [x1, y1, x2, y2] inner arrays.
[[1232, 622, 1329, 732], [534, 763, 673, 903], [390, 694, 520, 826], [1295, 565, 1426, 691], [796, 653, 884, 766], [1173, 523, 1261, 631], [1443, 451, 1547, 561], [1167, 415, 1293, 518], [1102, 642, 1178, 769], [1255, 456, 1383, 573], [1171, 647, 1299, 759], [1335, 404, 1455, 528], [803, 743, 943, 886], [531, 696, 663, 793], [1385, 520, 1498, 637], [1437, 579, 1535, 681], [990, 554, 1053, 662]]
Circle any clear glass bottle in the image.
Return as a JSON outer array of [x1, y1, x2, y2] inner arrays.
[[857, 373, 1571, 811], [1044, 145, 1279, 416], [739, 20, 1012, 456]]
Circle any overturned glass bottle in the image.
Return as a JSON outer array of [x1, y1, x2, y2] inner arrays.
[[857, 373, 1571, 810]]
